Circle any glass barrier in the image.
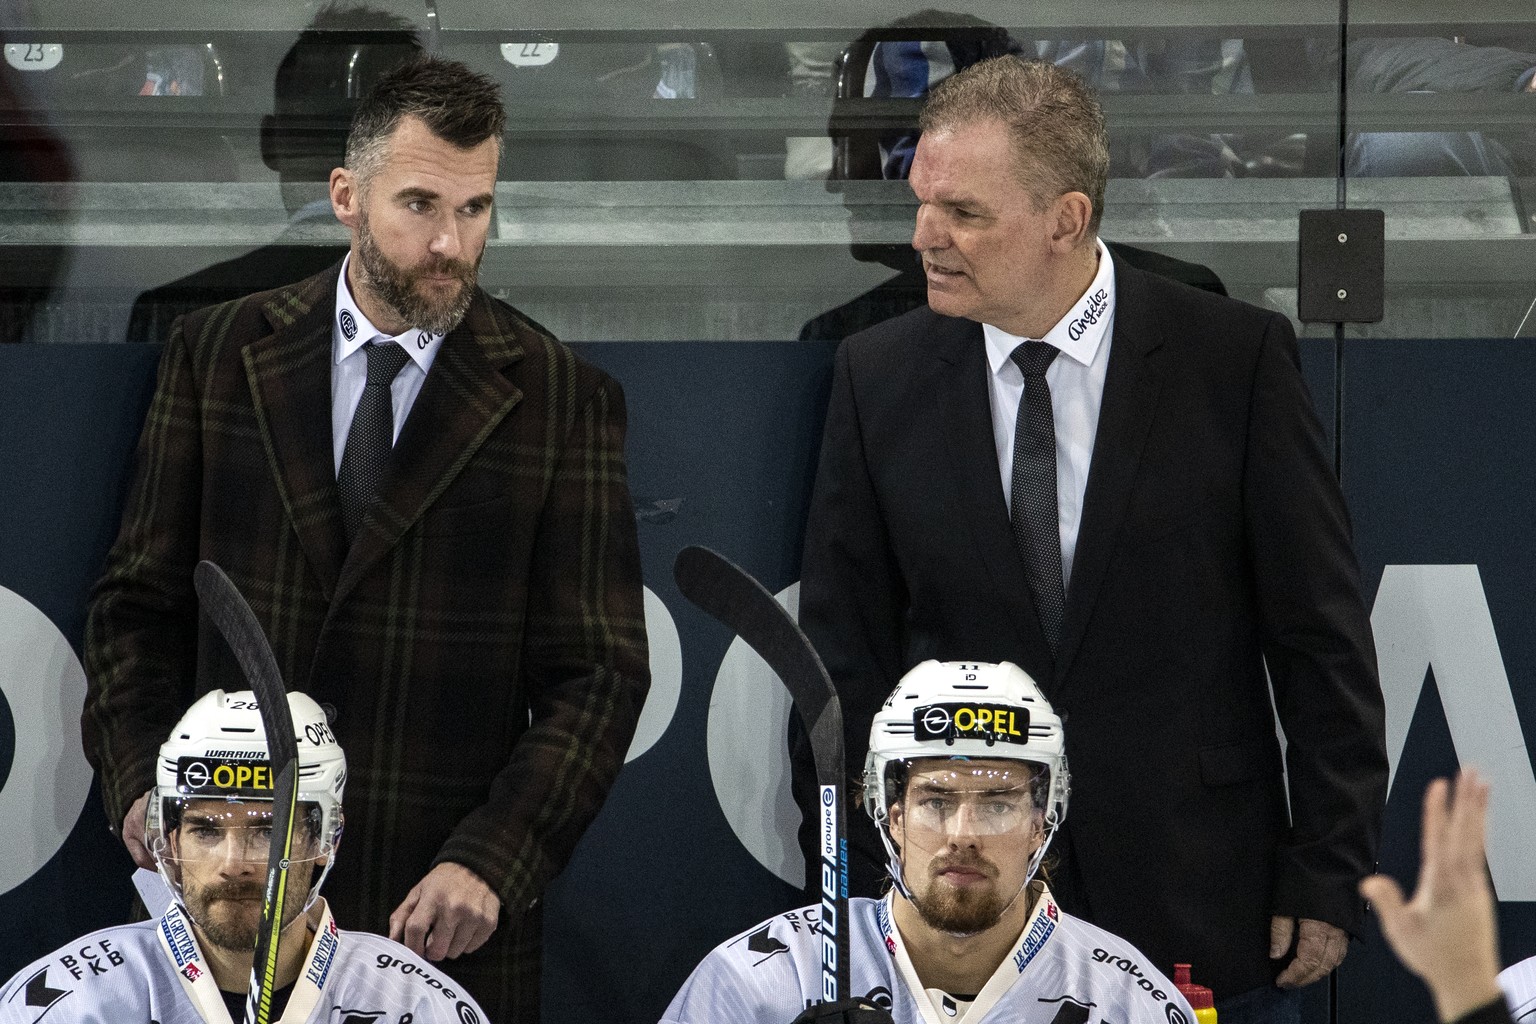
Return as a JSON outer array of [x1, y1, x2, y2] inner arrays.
[[0, 2, 1530, 343], [1342, 4, 1536, 339]]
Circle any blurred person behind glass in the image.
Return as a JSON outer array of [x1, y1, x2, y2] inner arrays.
[[0, 48, 73, 343], [125, 2, 421, 345], [1343, 36, 1536, 178]]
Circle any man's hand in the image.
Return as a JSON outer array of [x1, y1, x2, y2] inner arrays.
[[122, 791, 155, 870], [1271, 916, 1349, 987], [389, 862, 501, 961], [1361, 770, 1502, 1024]]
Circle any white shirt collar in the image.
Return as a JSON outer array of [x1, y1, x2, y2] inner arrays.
[[983, 237, 1115, 375], [333, 252, 444, 373]]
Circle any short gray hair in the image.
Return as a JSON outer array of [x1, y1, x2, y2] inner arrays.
[[919, 56, 1108, 238], [344, 55, 506, 187]]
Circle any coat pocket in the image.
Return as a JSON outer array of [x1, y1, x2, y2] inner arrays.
[[417, 492, 514, 537]]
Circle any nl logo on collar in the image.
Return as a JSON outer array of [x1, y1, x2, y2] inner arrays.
[[175, 756, 276, 797], [340, 310, 358, 341], [913, 704, 1030, 746]]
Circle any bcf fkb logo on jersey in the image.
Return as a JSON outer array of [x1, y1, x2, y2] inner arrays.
[[913, 703, 1030, 747]]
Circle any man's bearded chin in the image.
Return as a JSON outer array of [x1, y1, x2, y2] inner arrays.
[[355, 214, 479, 336], [187, 879, 310, 952], [910, 855, 1009, 936]]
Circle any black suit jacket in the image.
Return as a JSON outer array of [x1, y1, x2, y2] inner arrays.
[[799, 259, 1387, 997]]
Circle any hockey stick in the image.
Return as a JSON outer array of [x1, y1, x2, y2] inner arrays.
[[673, 546, 851, 1005], [192, 560, 300, 1024]]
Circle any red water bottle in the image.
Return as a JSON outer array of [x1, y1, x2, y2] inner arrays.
[[1174, 963, 1217, 1024]]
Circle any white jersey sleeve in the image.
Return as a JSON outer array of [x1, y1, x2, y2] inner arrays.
[[661, 907, 827, 1024], [0, 902, 489, 1024], [1501, 956, 1536, 1022], [0, 920, 193, 1024], [343, 933, 491, 1023]]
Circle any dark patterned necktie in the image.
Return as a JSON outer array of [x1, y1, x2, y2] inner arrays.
[[338, 341, 412, 542], [1009, 341, 1065, 652]]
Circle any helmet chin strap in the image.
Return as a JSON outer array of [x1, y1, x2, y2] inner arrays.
[[878, 820, 915, 901]]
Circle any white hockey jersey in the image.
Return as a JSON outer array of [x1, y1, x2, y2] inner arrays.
[[1501, 956, 1536, 1021], [0, 900, 487, 1024], [663, 887, 1196, 1024]]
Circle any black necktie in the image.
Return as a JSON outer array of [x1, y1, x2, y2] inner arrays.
[[1009, 341, 1065, 652], [338, 341, 412, 542]]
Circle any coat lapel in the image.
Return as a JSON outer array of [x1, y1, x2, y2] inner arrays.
[[931, 316, 1054, 675], [243, 264, 347, 600], [1054, 262, 1166, 683], [331, 290, 525, 608]]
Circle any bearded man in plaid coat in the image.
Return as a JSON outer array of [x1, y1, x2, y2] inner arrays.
[[81, 56, 650, 1023]]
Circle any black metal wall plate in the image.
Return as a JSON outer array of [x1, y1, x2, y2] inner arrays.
[[1298, 208, 1385, 324]]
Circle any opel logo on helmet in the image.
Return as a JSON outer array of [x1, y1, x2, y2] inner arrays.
[[921, 706, 952, 734], [183, 761, 210, 789]]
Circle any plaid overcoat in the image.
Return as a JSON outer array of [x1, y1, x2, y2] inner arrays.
[[82, 263, 651, 1022]]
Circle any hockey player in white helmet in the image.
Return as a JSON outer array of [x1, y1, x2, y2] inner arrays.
[[0, 690, 488, 1024], [663, 661, 1198, 1024]]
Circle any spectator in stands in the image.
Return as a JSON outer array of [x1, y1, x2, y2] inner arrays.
[[0, 47, 73, 343], [1344, 36, 1536, 178]]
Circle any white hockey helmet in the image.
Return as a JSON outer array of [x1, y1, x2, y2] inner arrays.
[[863, 660, 1069, 898], [147, 689, 346, 913]]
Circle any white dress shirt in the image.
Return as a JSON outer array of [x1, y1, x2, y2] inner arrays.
[[982, 238, 1116, 590], [330, 252, 446, 476]]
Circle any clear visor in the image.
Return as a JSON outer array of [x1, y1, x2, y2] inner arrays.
[[895, 763, 1044, 841], [150, 797, 337, 922], [872, 757, 1059, 909], [157, 804, 328, 865]]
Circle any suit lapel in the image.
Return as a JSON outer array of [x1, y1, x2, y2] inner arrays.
[[931, 316, 1054, 674], [243, 265, 347, 600], [1055, 263, 1166, 683], [331, 290, 525, 608]]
